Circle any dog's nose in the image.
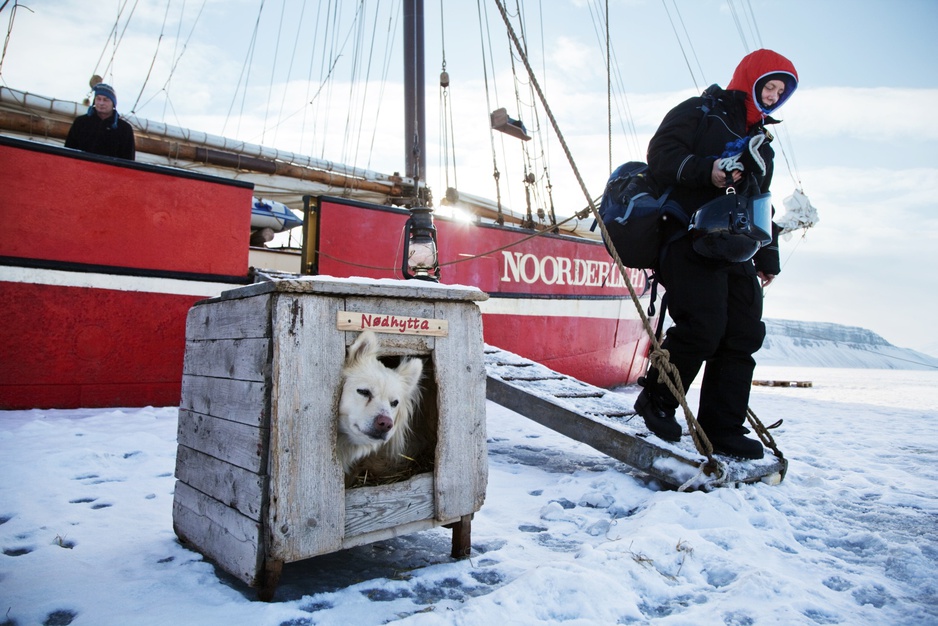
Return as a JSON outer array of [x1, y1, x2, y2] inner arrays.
[[373, 414, 393, 433]]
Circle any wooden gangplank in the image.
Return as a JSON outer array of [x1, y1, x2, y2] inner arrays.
[[753, 379, 813, 388], [484, 346, 787, 490]]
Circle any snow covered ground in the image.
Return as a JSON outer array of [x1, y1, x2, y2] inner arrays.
[[1, 365, 937, 625]]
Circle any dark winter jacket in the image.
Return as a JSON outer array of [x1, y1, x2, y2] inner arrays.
[[65, 112, 136, 161], [647, 85, 780, 275]]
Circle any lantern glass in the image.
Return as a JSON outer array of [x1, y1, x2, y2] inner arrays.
[[408, 240, 437, 275]]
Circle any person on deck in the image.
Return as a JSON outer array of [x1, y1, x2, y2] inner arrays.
[[634, 48, 798, 459], [65, 82, 136, 160]]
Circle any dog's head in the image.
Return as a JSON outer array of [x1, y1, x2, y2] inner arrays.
[[338, 331, 424, 455]]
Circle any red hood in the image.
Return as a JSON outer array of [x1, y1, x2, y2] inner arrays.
[[727, 49, 799, 129]]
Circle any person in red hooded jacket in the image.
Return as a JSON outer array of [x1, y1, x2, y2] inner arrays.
[[634, 49, 799, 459]]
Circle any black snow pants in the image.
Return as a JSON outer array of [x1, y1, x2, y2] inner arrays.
[[645, 235, 766, 437]]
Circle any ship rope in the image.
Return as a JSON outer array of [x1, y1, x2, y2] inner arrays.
[[504, 10, 535, 228], [474, 0, 505, 223], [90, 0, 138, 91], [438, 0, 458, 194], [525, 2, 558, 229], [491, 0, 787, 477], [0, 0, 24, 79], [129, 0, 173, 116], [222, 0, 266, 138]]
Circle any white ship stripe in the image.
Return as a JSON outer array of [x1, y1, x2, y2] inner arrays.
[[0, 266, 232, 298], [2, 265, 652, 321], [478, 294, 648, 321]]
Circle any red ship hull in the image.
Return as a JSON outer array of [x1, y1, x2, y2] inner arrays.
[[0, 137, 654, 409], [312, 197, 655, 388], [0, 137, 251, 409]]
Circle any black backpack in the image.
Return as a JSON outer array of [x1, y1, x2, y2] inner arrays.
[[594, 90, 722, 270], [594, 162, 688, 270]]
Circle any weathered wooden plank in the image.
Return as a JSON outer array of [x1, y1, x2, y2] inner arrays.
[[753, 380, 813, 388], [341, 517, 461, 551], [341, 296, 437, 353], [344, 473, 435, 536], [182, 337, 269, 382], [266, 293, 346, 561], [172, 481, 263, 587], [336, 310, 449, 337], [486, 376, 702, 486], [174, 445, 266, 521], [185, 296, 270, 341], [433, 301, 488, 520], [485, 349, 788, 488], [179, 375, 268, 428], [177, 409, 268, 474]]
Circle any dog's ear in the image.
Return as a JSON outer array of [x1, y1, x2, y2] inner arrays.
[[346, 330, 379, 367], [395, 357, 424, 393]]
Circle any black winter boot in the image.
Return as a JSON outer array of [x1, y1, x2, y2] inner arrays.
[[634, 388, 682, 442], [708, 433, 764, 459]]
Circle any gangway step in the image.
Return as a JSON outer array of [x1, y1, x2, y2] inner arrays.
[[484, 345, 787, 490]]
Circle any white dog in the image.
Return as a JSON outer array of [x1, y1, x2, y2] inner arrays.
[[337, 331, 424, 479]]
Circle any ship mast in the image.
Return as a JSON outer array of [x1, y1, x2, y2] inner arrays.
[[403, 0, 426, 203]]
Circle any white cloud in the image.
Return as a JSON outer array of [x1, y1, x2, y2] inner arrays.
[[783, 87, 938, 142]]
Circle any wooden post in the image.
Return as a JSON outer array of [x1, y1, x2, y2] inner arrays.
[[448, 515, 472, 559]]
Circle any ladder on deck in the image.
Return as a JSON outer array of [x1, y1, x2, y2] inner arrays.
[[483, 345, 787, 490]]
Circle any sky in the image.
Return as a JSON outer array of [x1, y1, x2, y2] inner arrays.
[[1, 362, 936, 624], [1, 0, 936, 354]]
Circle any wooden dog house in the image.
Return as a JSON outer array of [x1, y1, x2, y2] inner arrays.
[[172, 277, 488, 599]]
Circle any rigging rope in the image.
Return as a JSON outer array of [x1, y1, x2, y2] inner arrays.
[[529, 0, 556, 228], [130, 0, 173, 114], [273, 0, 308, 146], [438, 0, 458, 194], [261, 0, 289, 145], [223, 0, 265, 137], [158, 0, 208, 124], [492, 0, 718, 465], [92, 0, 137, 87], [475, 0, 504, 223], [366, 2, 398, 170], [605, 0, 611, 174], [660, 0, 699, 93], [584, 0, 641, 159], [0, 0, 24, 78]]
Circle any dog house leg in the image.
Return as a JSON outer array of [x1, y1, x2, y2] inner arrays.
[[448, 515, 472, 558], [256, 558, 283, 602]]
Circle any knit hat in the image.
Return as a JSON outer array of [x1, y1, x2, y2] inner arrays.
[[93, 83, 117, 109], [87, 83, 119, 129]]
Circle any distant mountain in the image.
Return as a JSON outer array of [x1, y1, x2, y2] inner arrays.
[[757, 319, 938, 370]]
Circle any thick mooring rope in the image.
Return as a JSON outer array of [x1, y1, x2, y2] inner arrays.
[[492, 0, 726, 475]]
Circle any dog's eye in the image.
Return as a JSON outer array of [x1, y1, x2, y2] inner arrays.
[[390, 399, 399, 408], [356, 388, 372, 400]]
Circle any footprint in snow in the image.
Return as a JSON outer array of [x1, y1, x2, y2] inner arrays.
[[42, 609, 78, 626]]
